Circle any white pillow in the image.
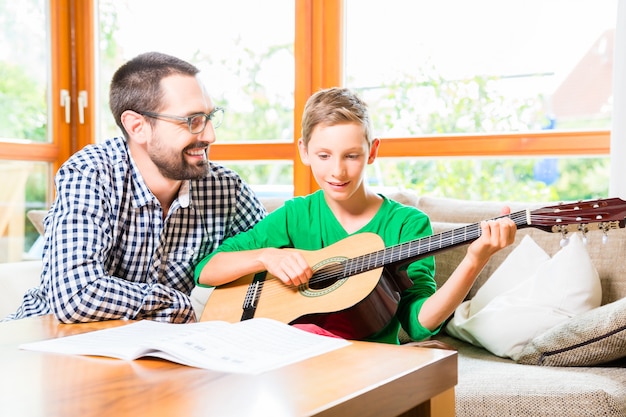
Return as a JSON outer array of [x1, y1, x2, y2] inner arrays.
[[445, 234, 602, 360], [468, 235, 551, 317]]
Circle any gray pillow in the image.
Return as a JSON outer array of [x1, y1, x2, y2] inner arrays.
[[516, 297, 626, 366]]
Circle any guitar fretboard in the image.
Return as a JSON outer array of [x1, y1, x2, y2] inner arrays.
[[309, 210, 530, 285]]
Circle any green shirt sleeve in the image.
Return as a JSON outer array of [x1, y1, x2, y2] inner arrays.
[[194, 192, 327, 285], [194, 204, 292, 285], [363, 199, 439, 343]]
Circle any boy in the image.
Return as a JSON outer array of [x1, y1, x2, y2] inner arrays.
[[194, 87, 516, 343]]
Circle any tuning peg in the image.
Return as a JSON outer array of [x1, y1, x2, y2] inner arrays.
[[578, 225, 589, 245], [559, 228, 569, 247]]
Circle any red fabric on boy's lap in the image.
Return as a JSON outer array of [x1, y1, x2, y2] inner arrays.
[[292, 323, 344, 339]]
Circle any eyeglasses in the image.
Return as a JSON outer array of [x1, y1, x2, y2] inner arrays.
[[138, 107, 225, 134]]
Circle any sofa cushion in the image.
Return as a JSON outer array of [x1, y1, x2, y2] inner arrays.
[[467, 235, 551, 317], [435, 334, 626, 417], [416, 195, 542, 223], [516, 296, 626, 366], [26, 210, 47, 236], [0, 260, 41, 318], [445, 234, 601, 359], [416, 197, 564, 296]]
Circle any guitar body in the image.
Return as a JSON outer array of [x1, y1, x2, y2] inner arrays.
[[200, 233, 413, 339]]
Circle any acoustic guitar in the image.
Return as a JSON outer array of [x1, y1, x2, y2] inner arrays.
[[200, 198, 626, 339]]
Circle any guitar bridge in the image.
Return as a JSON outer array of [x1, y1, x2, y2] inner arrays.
[[241, 271, 268, 321]]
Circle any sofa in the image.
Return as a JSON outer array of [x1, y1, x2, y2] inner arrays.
[[3, 192, 625, 417], [404, 193, 626, 417]]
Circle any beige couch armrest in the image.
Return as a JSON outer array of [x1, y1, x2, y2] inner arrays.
[[0, 260, 42, 318]]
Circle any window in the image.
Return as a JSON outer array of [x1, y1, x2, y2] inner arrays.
[[97, 0, 296, 195], [0, 1, 52, 262], [345, 0, 616, 201]]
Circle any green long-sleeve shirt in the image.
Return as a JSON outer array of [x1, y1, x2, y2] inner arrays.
[[194, 190, 440, 344]]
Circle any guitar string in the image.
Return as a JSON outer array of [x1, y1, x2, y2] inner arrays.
[[304, 210, 530, 286], [245, 211, 523, 300], [245, 209, 610, 299]]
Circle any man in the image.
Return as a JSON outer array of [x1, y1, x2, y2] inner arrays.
[[3, 52, 266, 323]]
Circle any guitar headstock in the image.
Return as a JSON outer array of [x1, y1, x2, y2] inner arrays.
[[528, 198, 626, 236]]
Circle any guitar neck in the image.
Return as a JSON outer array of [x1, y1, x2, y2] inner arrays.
[[336, 196, 626, 279], [344, 210, 530, 274]]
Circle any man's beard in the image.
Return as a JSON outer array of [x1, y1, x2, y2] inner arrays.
[[149, 143, 210, 180]]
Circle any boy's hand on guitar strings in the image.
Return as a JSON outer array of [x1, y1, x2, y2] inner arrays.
[[258, 248, 314, 286]]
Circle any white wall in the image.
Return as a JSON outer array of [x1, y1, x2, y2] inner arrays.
[[610, 1, 626, 199]]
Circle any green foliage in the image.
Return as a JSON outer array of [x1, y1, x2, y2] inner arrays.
[[552, 158, 610, 201], [192, 43, 294, 143], [357, 68, 608, 202], [368, 156, 611, 202], [0, 47, 48, 252], [190, 43, 296, 187], [0, 62, 46, 141]]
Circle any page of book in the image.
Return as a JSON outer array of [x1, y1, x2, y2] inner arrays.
[[19, 318, 351, 374]]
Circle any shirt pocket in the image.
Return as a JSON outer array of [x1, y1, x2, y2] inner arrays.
[[161, 248, 196, 291]]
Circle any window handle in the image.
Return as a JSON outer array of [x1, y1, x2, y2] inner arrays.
[[78, 90, 88, 124], [60, 89, 70, 124]]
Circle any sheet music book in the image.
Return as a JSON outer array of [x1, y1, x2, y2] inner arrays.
[[19, 318, 350, 374]]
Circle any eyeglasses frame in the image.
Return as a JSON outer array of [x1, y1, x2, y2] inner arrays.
[[137, 107, 225, 134]]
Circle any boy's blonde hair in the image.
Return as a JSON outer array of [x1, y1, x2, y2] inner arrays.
[[301, 87, 373, 147]]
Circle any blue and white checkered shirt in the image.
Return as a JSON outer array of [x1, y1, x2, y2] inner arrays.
[[4, 136, 266, 323]]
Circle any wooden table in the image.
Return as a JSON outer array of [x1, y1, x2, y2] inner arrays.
[[0, 315, 457, 417]]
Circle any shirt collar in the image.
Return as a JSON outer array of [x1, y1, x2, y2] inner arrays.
[[178, 180, 191, 208], [126, 148, 156, 209]]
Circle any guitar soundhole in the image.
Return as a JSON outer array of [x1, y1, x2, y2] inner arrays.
[[308, 264, 340, 290], [300, 257, 347, 297]]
